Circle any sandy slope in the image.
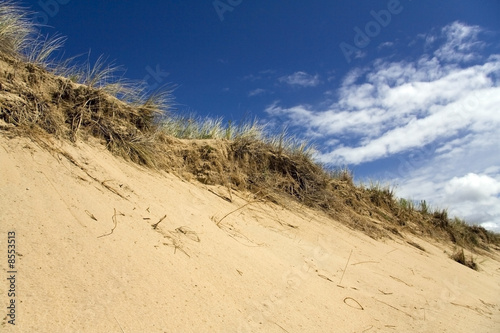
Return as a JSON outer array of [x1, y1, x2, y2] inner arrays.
[[0, 134, 499, 333]]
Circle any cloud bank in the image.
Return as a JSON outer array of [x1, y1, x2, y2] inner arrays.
[[265, 21, 500, 232]]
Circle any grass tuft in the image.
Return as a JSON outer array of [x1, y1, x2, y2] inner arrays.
[[329, 166, 353, 184], [450, 248, 477, 270], [0, 0, 33, 57], [25, 33, 66, 66]]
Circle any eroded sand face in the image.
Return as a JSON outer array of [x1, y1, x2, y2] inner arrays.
[[1, 135, 499, 332]]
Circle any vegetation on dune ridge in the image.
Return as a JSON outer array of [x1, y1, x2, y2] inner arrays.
[[0, 1, 498, 268]]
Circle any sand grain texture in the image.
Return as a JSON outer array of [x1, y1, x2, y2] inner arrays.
[[1, 135, 499, 333]]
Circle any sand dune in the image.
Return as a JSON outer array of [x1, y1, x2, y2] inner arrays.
[[0, 4, 499, 330], [1, 134, 499, 332]]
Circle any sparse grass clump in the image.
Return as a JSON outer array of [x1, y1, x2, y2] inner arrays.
[[0, 1, 64, 65], [159, 115, 315, 158], [433, 208, 449, 228], [0, 0, 32, 57], [451, 248, 477, 270], [25, 33, 66, 66], [398, 198, 415, 213], [445, 217, 500, 250], [419, 200, 429, 214], [228, 135, 333, 208], [367, 181, 395, 208], [161, 115, 229, 140], [329, 166, 353, 184], [0, 2, 176, 166]]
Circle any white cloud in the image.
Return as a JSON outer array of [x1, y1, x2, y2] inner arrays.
[[395, 152, 500, 233], [279, 71, 320, 87], [248, 88, 266, 97], [267, 66, 500, 165], [265, 21, 500, 231], [434, 21, 484, 63], [378, 41, 394, 50], [267, 28, 500, 165], [444, 173, 500, 203], [381, 125, 500, 232]]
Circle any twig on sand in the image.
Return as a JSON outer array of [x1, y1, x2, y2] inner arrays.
[[85, 210, 97, 221], [338, 249, 353, 286], [169, 240, 190, 258], [214, 200, 262, 226], [343, 297, 364, 310], [208, 188, 232, 202], [318, 274, 334, 282], [173, 243, 190, 257], [175, 226, 200, 242], [373, 297, 414, 319], [152, 214, 167, 229], [97, 208, 119, 238], [272, 321, 290, 332], [114, 316, 125, 333], [389, 275, 412, 287], [351, 260, 379, 266], [378, 289, 393, 295], [60, 151, 128, 200], [450, 302, 492, 316], [101, 179, 128, 200], [217, 224, 262, 247]]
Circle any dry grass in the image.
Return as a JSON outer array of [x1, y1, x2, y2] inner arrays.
[[0, 0, 32, 57], [25, 33, 66, 66], [1, 1, 498, 256], [450, 248, 478, 270]]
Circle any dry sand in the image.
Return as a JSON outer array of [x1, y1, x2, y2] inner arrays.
[[1, 134, 499, 332]]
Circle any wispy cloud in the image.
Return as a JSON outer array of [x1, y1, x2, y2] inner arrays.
[[267, 23, 500, 165], [377, 41, 394, 50], [265, 21, 500, 231], [279, 71, 320, 87], [248, 88, 266, 97], [433, 21, 484, 62], [243, 69, 277, 81]]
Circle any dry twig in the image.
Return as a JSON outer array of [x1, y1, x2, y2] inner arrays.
[[343, 297, 364, 310], [389, 275, 412, 287], [97, 208, 119, 238], [215, 200, 262, 226], [373, 298, 414, 318], [208, 188, 232, 202], [85, 210, 97, 221], [152, 214, 167, 229], [175, 226, 200, 242], [338, 249, 353, 286], [114, 316, 125, 333]]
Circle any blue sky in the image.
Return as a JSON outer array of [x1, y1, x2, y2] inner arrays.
[[22, 0, 500, 232]]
